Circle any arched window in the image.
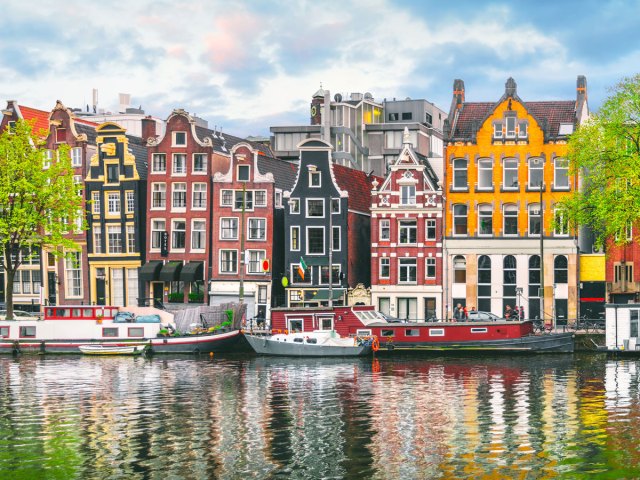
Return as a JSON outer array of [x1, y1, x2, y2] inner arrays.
[[528, 203, 541, 236], [503, 158, 518, 190], [528, 157, 543, 188], [453, 204, 468, 236], [554, 157, 569, 189], [554, 255, 568, 284], [503, 204, 518, 236], [477, 158, 493, 190], [477, 255, 492, 313], [478, 204, 493, 236], [453, 255, 466, 283], [503, 255, 517, 315], [453, 159, 468, 190], [528, 255, 541, 320]]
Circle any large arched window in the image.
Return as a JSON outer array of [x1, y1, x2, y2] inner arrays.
[[554, 255, 568, 284], [528, 255, 541, 320], [453, 159, 468, 190], [528, 157, 544, 188], [453, 255, 466, 284], [503, 255, 517, 315], [477, 158, 493, 190], [503, 158, 519, 190], [477, 255, 492, 313]]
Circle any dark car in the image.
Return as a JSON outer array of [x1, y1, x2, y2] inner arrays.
[[380, 313, 404, 323], [467, 311, 501, 322]]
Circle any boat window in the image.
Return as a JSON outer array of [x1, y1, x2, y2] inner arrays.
[[84, 308, 94, 317], [405, 329, 420, 337], [289, 319, 303, 331], [428, 328, 445, 337], [20, 326, 36, 338], [356, 329, 372, 336], [293, 338, 303, 343], [102, 328, 118, 337], [58, 309, 68, 317], [73, 309, 82, 317], [46, 308, 54, 317], [128, 327, 144, 337], [471, 328, 488, 333], [306, 338, 318, 344], [0, 326, 9, 337], [381, 329, 394, 337]]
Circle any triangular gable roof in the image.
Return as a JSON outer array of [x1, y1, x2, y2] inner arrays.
[[379, 144, 440, 193], [17, 105, 50, 133]]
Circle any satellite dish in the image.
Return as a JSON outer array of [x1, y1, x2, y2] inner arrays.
[[364, 92, 373, 100], [334, 93, 343, 103]]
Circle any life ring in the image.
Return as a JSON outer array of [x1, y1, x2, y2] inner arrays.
[[371, 337, 380, 352]]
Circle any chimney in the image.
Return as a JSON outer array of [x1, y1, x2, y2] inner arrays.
[[448, 79, 465, 123], [505, 77, 517, 97], [576, 75, 588, 123], [141, 116, 157, 143]]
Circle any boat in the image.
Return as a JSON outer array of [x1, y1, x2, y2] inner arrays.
[[597, 303, 640, 355], [269, 306, 575, 353], [244, 330, 374, 357], [78, 343, 148, 356], [0, 305, 246, 355]]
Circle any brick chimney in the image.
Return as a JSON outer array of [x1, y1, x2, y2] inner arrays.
[[141, 116, 157, 143], [448, 79, 465, 123], [576, 75, 589, 123]]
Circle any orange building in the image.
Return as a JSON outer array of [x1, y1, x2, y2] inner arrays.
[[444, 77, 588, 322]]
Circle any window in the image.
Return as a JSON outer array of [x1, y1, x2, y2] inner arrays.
[[291, 226, 300, 250], [453, 255, 466, 283], [632, 310, 639, 338], [399, 219, 417, 244], [380, 219, 390, 241], [127, 225, 136, 252], [307, 227, 324, 254], [172, 220, 186, 249], [554, 208, 568, 236], [92, 191, 101, 214], [614, 263, 633, 285], [172, 183, 187, 209], [255, 190, 267, 207], [126, 191, 135, 213], [554, 158, 569, 189], [426, 257, 436, 279], [107, 192, 120, 215], [309, 170, 321, 187], [529, 256, 541, 320], [528, 203, 541, 236], [554, 256, 568, 284], [151, 219, 165, 249], [221, 189, 233, 206], [400, 185, 416, 205], [405, 328, 420, 336], [20, 326, 36, 338], [44, 150, 53, 169], [173, 131, 186, 146], [275, 191, 282, 207], [65, 252, 82, 297], [399, 258, 417, 283], [528, 158, 543, 188], [108, 225, 122, 253], [380, 258, 390, 278], [307, 199, 324, 217], [478, 204, 493, 236], [103, 328, 118, 337], [107, 164, 119, 183], [248, 218, 266, 240], [452, 159, 467, 189], [402, 112, 412, 120], [192, 183, 206, 209], [71, 147, 82, 167], [477, 159, 493, 190], [388, 113, 399, 121], [0, 326, 9, 338], [505, 116, 516, 138], [518, 121, 528, 138], [237, 164, 250, 181], [220, 218, 238, 240], [331, 198, 340, 214], [453, 204, 468, 235], [247, 250, 266, 273], [503, 159, 518, 189], [493, 122, 503, 138], [477, 255, 491, 312], [193, 153, 207, 173], [93, 226, 102, 254], [128, 327, 144, 337], [425, 113, 433, 125], [220, 250, 238, 273], [152, 183, 166, 208], [191, 220, 206, 250], [173, 154, 187, 174], [289, 198, 300, 214], [503, 204, 518, 236], [234, 190, 253, 210], [503, 255, 517, 313], [152, 153, 166, 173], [332, 226, 340, 251]]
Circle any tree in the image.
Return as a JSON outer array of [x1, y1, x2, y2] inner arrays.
[[0, 120, 84, 319], [558, 74, 640, 249]]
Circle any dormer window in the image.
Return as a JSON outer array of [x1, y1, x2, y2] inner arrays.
[[505, 116, 516, 138], [493, 122, 503, 138], [400, 185, 416, 205], [518, 121, 528, 138], [494, 115, 528, 141], [172, 131, 187, 147], [237, 164, 250, 182], [309, 170, 321, 187]]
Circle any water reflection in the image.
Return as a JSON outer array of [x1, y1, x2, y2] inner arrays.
[[1, 354, 640, 479]]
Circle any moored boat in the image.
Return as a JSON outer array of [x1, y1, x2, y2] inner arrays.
[[269, 306, 575, 353], [79, 343, 149, 355], [244, 330, 374, 357]]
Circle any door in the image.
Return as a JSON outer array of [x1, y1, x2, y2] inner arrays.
[[397, 297, 417, 322], [47, 272, 57, 306], [96, 277, 106, 306], [152, 282, 164, 308], [424, 297, 436, 320]]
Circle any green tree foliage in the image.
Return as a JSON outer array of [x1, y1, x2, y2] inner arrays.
[[0, 120, 84, 319], [559, 74, 640, 248]]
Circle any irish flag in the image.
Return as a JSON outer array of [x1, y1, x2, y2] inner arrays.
[[298, 257, 307, 280]]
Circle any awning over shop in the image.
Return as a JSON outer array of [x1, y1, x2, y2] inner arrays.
[[159, 261, 183, 282], [139, 261, 162, 281], [312, 289, 345, 301], [181, 261, 204, 282]]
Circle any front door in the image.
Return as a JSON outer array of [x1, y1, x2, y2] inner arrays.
[[152, 282, 164, 308], [47, 272, 57, 305], [96, 277, 106, 305]]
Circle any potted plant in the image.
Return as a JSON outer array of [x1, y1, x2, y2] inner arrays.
[[188, 292, 204, 303], [168, 292, 183, 303]]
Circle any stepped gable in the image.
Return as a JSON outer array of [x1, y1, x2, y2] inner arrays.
[[332, 163, 381, 214], [257, 155, 298, 191]]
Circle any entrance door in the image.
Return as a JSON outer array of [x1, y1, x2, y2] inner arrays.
[[96, 277, 106, 306], [424, 297, 436, 321], [47, 272, 57, 305], [397, 297, 417, 322], [152, 282, 164, 308]]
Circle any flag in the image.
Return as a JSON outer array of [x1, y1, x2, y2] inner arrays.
[[298, 257, 307, 280]]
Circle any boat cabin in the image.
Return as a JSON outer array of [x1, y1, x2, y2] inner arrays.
[[604, 303, 640, 351]]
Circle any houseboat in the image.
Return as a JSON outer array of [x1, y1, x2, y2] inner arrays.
[[601, 303, 640, 354], [0, 305, 244, 354], [269, 306, 575, 353], [244, 330, 374, 357]]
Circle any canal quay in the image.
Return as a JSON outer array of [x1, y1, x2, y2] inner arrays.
[[2, 351, 640, 479]]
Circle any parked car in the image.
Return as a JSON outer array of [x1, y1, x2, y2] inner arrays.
[[467, 311, 501, 322], [0, 309, 39, 320], [380, 313, 404, 323]]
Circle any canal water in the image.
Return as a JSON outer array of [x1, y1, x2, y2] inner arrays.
[[1, 353, 640, 479]]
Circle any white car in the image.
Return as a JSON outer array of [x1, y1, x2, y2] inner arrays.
[[0, 309, 39, 321], [467, 311, 501, 322]]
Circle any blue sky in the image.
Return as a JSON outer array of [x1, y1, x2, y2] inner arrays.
[[2, 0, 639, 137]]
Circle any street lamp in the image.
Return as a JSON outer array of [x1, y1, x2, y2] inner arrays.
[[516, 287, 523, 319]]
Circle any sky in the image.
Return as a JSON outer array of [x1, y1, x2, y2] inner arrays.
[[2, 0, 639, 137]]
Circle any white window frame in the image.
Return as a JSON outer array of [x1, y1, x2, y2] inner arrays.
[[107, 225, 122, 254], [379, 219, 390, 241], [171, 219, 186, 250], [503, 158, 519, 190], [172, 153, 187, 175], [290, 226, 300, 251], [126, 191, 135, 213], [425, 257, 436, 279], [151, 219, 166, 250], [192, 183, 207, 210], [152, 153, 166, 173], [255, 190, 267, 207], [398, 219, 417, 244], [237, 164, 250, 182], [505, 116, 516, 139], [191, 219, 206, 251], [554, 157, 569, 189], [93, 226, 102, 254], [172, 131, 187, 147], [107, 192, 120, 215], [453, 204, 468, 236], [219, 249, 238, 274], [193, 153, 207, 173], [172, 182, 187, 210], [493, 122, 503, 139], [528, 158, 544, 189], [379, 257, 390, 279], [220, 189, 233, 206], [309, 170, 321, 187], [477, 158, 493, 190], [64, 252, 82, 298], [306, 198, 325, 218], [554, 208, 569, 237], [151, 183, 166, 209], [503, 204, 518, 236], [400, 185, 416, 205], [399, 258, 417, 284], [127, 224, 136, 253], [92, 191, 101, 214], [289, 198, 300, 214], [478, 204, 493, 236], [44, 149, 53, 169], [248, 218, 266, 241], [425, 219, 436, 240], [528, 203, 541, 237], [452, 158, 467, 190], [71, 147, 82, 167], [306, 226, 325, 255], [220, 217, 238, 240], [247, 249, 266, 274]]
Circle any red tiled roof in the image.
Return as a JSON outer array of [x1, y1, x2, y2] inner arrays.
[[18, 106, 50, 134], [332, 164, 382, 214]]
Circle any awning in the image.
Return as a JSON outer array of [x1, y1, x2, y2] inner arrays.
[[181, 261, 204, 282], [139, 261, 162, 281], [159, 261, 183, 282], [312, 289, 345, 301]]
